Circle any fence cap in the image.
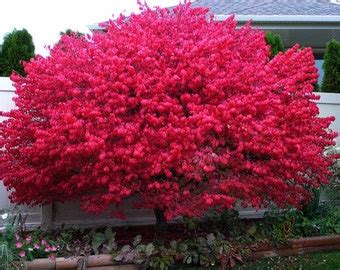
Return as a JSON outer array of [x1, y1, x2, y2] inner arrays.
[[0, 77, 15, 92], [317, 92, 340, 105]]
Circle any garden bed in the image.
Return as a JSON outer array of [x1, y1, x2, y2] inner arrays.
[[3, 201, 339, 269], [17, 235, 340, 270]]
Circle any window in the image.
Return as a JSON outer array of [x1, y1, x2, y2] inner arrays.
[[315, 59, 324, 84]]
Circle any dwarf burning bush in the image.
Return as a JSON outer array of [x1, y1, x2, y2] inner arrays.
[[0, 4, 336, 220]]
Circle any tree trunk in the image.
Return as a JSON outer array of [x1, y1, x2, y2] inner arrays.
[[154, 208, 167, 233]]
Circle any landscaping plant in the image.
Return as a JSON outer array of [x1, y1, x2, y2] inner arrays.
[[321, 39, 340, 93], [0, 3, 336, 223], [0, 225, 18, 270], [0, 28, 35, 77], [265, 32, 284, 58], [323, 146, 340, 204]]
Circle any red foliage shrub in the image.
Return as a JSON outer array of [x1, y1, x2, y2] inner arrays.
[[0, 4, 336, 220]]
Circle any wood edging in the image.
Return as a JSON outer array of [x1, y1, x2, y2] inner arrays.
[[249, 235, 340, 260], [249, 244, 340, 260], [20, 235, 340, 269], [254, 234, 340, 252], [289, 235, 340, 248]]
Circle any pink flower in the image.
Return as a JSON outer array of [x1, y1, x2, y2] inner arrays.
[[33, 243, 40, 249], [15, 234, 20, 241], [19, 251, 26, 258], [25, 235, 32, 244], [41, 239, 47, 245], [15, 242, 23, 249], [50, 246, 57, 252]]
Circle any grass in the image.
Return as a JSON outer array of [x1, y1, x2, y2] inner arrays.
[[236, 250, 340, 270], [164, 251, 340, 269]]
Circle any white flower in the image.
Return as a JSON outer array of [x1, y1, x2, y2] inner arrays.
[[1, 213, 8, 220]]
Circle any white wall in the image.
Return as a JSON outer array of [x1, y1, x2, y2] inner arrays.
[[0, 77, 339, 228], [316, 92, 340, 146]]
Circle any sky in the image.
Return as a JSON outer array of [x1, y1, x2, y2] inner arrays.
[[0, 0, 182, 56]]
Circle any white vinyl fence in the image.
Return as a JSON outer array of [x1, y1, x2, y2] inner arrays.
[[0, 77, 339, 229]]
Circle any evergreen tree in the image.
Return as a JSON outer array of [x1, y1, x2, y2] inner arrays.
[[0, 29, 35, 77], [321, 39, 340, 93], [265, 32, 285, 58]]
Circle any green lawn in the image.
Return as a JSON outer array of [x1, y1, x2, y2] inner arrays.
[[236, 251, 340, 270], [168, 251, 340, 269]]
